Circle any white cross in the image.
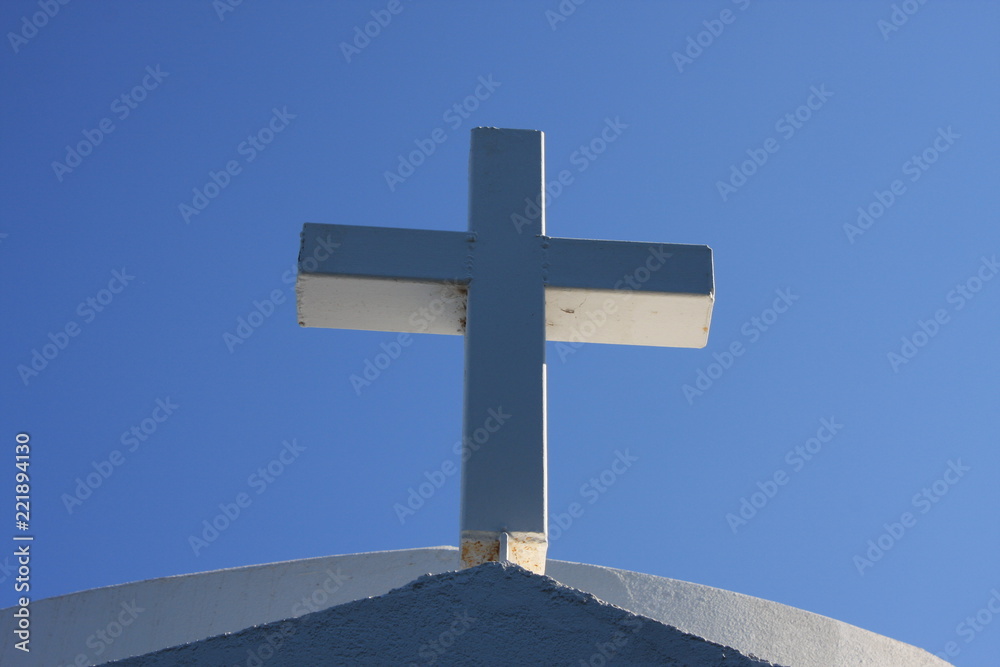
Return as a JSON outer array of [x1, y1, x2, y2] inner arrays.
[[296, 128, 714, 574]]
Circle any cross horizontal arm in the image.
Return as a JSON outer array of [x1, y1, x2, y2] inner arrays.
[[296, 222, 472, 335], [543, 237, 714, 348], [545, 237, 713, 294]]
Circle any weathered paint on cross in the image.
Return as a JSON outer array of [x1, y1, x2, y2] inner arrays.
[[296, 127, 714, 574]]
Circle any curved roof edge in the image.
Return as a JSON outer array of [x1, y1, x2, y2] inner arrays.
[[0, 546, 949, 666]]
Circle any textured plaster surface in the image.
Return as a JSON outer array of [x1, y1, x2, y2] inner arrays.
[[0, 546, 951, 666], [106, 562, 778, 667]]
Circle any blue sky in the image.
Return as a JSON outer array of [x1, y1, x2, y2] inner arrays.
[[2, 1, 998, 664]]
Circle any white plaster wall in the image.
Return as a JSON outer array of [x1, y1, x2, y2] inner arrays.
[[0, 546, 950, 666]]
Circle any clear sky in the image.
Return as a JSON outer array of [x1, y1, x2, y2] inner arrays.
[[2, 1, 998, 664]]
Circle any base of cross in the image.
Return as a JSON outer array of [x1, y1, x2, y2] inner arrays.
[[460, 530, 548, 574]]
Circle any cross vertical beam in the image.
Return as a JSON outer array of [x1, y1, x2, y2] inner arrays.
[[296, 128, 715, 576], [460, 128, 548, 572]]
